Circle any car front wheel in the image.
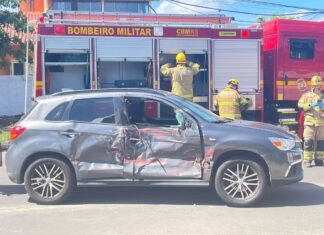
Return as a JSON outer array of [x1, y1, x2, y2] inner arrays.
[[24, 157, 76, 204], [215, 158, 267, 207]]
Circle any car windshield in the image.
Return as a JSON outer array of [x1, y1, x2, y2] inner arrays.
[[167, 94, 223, 123]]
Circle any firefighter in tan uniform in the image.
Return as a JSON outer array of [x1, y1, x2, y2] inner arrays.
[[298, 75, 324, 167], [160, 52, 200, 101], [214, 79, 249, 119]]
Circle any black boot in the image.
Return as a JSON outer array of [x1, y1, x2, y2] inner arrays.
[[314, 159, 324, 166]]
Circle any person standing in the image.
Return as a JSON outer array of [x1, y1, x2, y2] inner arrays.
[[160, 52, 200, 101], [298, 75, 324, 167], [214, 78, 249, 119]]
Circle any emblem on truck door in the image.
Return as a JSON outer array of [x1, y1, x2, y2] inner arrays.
[[296, 78, 307, 91]]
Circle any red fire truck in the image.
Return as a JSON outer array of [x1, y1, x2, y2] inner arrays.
[[262, 19, 324, 131], [34, 13, 264, 121]]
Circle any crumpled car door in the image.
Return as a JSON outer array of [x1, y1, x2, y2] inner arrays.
[[124, 122, 203, 179]]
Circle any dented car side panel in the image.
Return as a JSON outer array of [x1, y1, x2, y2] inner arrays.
[[124, 125, 202, 179]]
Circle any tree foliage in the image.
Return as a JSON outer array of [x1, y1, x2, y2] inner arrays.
[[258, 14, 296, 23], [0, 0, 32, 68]]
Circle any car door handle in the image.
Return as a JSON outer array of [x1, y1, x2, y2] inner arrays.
[[60, 130, 80, 138]]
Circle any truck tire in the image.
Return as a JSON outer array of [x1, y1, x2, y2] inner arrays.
[[24, 157, 76, 204], [215, 158, 267, 207]]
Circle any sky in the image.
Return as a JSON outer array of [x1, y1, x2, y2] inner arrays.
[[152, 0, 324, 26]]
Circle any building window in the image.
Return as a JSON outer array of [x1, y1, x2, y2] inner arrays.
[[104, 1, 148, 13], [11, 61, 24, 75], [77, 0, 101, 12], [50, 0, 149, 13], [52, 0, 72, 11], [289, 39, 315, 60]]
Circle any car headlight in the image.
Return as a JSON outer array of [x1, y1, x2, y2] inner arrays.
[[269, 137, 295, 151]]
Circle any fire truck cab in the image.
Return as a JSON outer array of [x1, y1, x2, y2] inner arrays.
[[263, 19, 324, 131]]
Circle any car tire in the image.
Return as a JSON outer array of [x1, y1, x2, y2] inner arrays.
[[24, 157, 76, 204], [215, 158, 267, 207]]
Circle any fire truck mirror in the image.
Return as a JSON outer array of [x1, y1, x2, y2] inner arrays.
[[284, 75, 288, 86]]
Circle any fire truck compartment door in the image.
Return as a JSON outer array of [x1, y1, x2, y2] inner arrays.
[[213, 40, 261, 92], [159, 39, 208, 54], [96, 38, 153, 62], [44, 37, 90, 53]]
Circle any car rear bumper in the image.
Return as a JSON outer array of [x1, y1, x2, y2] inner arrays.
[[7, 171, 21, 184], [5, 146, 24, 184]]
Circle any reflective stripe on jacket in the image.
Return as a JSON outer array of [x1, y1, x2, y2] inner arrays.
[[160, 62, 200, 101], [214, 87, 249, 119], [298, 90, 324, 126]]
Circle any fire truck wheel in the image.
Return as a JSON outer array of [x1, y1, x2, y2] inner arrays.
[[214, 157, 267, 207], [24, 157, 76, 204]]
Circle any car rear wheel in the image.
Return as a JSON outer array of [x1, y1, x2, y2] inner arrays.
[[24, 157, 76, 204], [215, 158, 267, 207]]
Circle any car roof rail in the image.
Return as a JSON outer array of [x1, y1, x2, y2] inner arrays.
[[50, 88, 164, 97]]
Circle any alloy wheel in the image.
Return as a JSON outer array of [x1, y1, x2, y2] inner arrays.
[[30, 163, 66, 199], [222, 163, 260, 200]]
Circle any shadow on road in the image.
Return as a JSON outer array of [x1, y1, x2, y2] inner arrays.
[[69, 186, 222, 205], [1, 182, 324, 207], [261, 182, 324, 208], [65, 182, 324, 207], [0, 185, 26, 196]]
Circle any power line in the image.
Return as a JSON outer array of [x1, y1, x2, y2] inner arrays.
[[166, 0, 324, 16], [165, 0, 207, 15], [300, 12, 323, 20], [148, 3, 157, 14]]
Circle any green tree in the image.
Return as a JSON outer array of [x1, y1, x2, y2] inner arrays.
[[0, 0, 32, 68], [258, 14, 296, 23]]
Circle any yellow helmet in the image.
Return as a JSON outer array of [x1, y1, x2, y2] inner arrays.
[[176, 52, 186, 64], [227, 78, 239, 86], [311, 75, 322, 86]]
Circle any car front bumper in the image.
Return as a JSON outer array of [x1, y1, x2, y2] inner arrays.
[[272, 148, 304, 186]]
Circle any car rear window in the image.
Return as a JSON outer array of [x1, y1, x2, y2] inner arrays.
[[69, 98, 115, 124], [45, 102, 69, 121]]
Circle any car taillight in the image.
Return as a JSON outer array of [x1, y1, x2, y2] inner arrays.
[[10, 126, 26, 140]]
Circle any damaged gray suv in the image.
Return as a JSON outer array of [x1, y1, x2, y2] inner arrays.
[[6, 89, 303, 206]]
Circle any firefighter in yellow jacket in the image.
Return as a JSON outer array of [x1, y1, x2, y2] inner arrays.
[[298, 75, 324, 167], [214, 79, 249, 119], [160, 52, 200, 101]]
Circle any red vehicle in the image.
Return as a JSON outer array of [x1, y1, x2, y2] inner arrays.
[[33, 13, 264, 121], [263, 19, 324, 131]]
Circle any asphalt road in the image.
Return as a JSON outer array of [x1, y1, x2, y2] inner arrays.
[[1, 155, 324, 235]]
